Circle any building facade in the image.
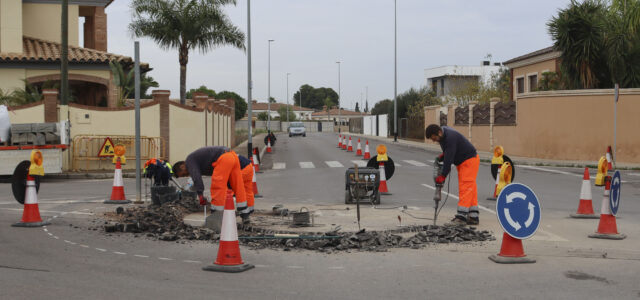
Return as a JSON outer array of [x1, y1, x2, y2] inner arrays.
[[424, 62, 503, 98], [503, 46, 561, 100]]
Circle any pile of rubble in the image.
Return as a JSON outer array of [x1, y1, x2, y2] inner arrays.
[[240, 225, 495, 252]]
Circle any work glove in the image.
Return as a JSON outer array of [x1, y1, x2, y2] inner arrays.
[[437, 153, 444, 162], [435, 175, 446, 185], [198, 194, 208, 206]]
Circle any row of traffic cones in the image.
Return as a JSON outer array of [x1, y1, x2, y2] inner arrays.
[[337, 134, 371, 159]]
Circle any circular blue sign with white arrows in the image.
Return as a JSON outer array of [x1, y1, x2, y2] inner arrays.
[[496, 183, 542, 240], [609, 171, 621, 216]]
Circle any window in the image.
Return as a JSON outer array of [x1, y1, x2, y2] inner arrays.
[[528, 74, 538, 92], [516, 77, 525, 94], [431, 80, 438, 95]]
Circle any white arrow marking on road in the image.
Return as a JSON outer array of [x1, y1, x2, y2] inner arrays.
[[524, 202, 536, 228], [506, 192, 526, 204], [504, 208, 521, 231]]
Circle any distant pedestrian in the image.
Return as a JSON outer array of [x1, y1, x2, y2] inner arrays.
[[426, 124, 480, 225]]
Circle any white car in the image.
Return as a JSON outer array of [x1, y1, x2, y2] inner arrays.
[[288, 122, 306, 137]]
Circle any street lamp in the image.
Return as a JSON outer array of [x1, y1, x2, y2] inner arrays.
[[246, 0, 253, 158], [286, 72, 291, 122], [336, 61, 341, 133], [268, 39, 274, 132], [393, 0, 398, 141]]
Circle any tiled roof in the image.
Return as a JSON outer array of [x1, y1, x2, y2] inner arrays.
[[503, 46, 555, 65], [250, 102, 313, 111], [0, 36, 150, 70], [312, 108, 368, 116]]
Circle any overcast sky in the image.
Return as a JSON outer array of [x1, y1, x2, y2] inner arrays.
[[104, 0, 571, 110]]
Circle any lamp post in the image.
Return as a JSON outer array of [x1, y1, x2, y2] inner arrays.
[[247, 0, 253, 158], [267, 39, 274, 132], [286, 73, 291, 122], [393, 0, 398, 141], [336, 61, 341, 132]]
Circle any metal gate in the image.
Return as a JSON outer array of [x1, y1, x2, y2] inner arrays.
[[72, 135, 165, 171]]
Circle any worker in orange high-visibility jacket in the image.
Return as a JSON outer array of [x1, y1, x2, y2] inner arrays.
[[173, 147, 248, 220], [237, 155, 255, 215], [426, 124, 480, 226]]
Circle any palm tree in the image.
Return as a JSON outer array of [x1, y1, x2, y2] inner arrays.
[[129, 0, 245, 104]]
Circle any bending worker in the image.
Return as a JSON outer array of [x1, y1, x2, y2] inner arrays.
[[237, 155, 256, 215], [143, 158, 172, 186], [425, 124, 480, 226], [172, 146, 249, 222]]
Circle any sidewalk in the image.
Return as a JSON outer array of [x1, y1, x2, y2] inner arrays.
[[345, 132, 640, 169]]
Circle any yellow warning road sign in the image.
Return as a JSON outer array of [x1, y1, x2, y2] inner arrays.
[[98, 137, 115, 157]]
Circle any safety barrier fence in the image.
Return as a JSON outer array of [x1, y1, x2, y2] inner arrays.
[[72, 135, 165, 171]]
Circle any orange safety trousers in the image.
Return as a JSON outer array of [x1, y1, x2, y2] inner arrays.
[[210, 151, 247, 211], [456, 155, 480, 218], [240, 163, 255, 210]]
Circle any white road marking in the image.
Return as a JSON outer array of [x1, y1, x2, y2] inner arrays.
[[47, 233, 53, 236], [64, 240, 77, 245], [113, 252, 126, 255], [158, 257, 173, 261], [0, 208, 94, 215], [183, 260, 202, 264], [254, 264, 270, 268], [272, 162, 286, 169], [328, 266, 345, 270], [299, 162, 315, 169], [286, 265, 304, 269], [351, 160, 367, 167], [325, 161, 344, 168], [96, 248, 107, 252], [519, 165, 580, 177], [43, 228, 48, 232], [395, 163, 401, 167], [80, 245, 90, 248], [404, 160, 428, 167], [134, 254, 149, 258], [53, 236, 59, 239], [630, 173, 640, 176]]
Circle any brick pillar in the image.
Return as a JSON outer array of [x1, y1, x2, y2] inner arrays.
[[225, 98, 236, 147], [468, 101, 477, 143], [193, 92, 208, 109], [489, 98, 500, 151], [153, 90, 171, 160], [43, 89, 59, 123]]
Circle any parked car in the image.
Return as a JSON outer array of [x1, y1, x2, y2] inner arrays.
[[288, 122, 306, 137]]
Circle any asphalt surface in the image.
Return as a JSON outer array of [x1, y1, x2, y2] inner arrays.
[[2, 132, 640, 299]]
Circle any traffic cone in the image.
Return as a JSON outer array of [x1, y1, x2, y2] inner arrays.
[[338, 134, 342, 148], [589, 176, 626, 240], [606, 146, 614, 170], [347, 137, 353, 152], [202, 190, 254, 273], [266, 138, 272, 153], [488, 233, 536, 264], [570, 167, 598, 219], [105, 158, 131, 204], [12, 175, 51, 227], [363, 141, 371, 159], [252, 148, 261, 173], [486, 167, 501, 201], [378, 162, 391, 195], [342, 136, 347, 150], [356, 139, 362, 156], [252, 163, 262, 198]]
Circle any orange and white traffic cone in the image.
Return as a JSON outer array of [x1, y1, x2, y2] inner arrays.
[[342, 136, 347, 150], [12, 175, 51, 227], [488, 232, 536, 264], [252, 163, 262, 198], [606, 146, 614, 170], [363, 141, 371, 159], [347, 137, 353, 152], [486, 167, 501, 201], [202, 190, 254, 273], [105, 158, 131, 204], [589, 176, 626, 240], [338, 134, 342, 148], [570, 167, 598, 219], [356, 139, 362, 156], [378, 162, 391, 195], [252, 148, 261, 173], [266, 138, 272, 153]]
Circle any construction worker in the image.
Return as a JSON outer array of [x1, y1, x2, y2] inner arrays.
[[143, 158, 173, 186], [237, 155, 256, 215], [172, 147, 249, 222], [425, 124, 480, 225]]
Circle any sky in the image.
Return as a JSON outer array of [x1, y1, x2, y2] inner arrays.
[[103, 0, 572, 110]]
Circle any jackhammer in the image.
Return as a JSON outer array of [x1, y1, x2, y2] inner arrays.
[[432, 157, 444, 225]]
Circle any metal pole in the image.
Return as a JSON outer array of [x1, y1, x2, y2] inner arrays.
[[366, 86, 368, 113], [286, 73, 290, 122], [247, 0, 253, 158], [614, 83, 618, 166], [336, 61, 341, 133], [134, 41, 142, 204], [61, 0, 69, 105], [393, 0, 398, 142], [268, 39, 274, 132]]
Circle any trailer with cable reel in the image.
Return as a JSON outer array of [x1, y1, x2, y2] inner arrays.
[[344, 166, 381, 205]]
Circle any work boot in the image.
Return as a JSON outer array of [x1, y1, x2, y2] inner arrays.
[[467, 217, 479, 225], [240, 213, 250, 225], [445, 216, 467, 227]]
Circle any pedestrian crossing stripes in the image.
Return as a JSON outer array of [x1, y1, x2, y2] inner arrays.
[[272, 162, 286, 169], [403, 160, 427, 167], [351, 160, 367, 167], [299, 162, 315, 168], [325, 161, 344, 168]]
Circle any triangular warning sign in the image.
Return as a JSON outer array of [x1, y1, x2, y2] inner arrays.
[[98, 137, 115, 157]]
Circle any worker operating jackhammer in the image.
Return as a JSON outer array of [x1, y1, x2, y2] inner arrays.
[[172, 147, 249, 231], [425, 124, 480, 226]]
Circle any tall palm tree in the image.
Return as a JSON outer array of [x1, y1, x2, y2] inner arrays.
[[129, 0, 245, 104]]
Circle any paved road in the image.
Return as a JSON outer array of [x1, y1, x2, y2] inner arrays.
[[1, 132, 640, 299]]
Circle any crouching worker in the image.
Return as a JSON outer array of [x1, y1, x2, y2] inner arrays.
[[172, 147, 249, 231], [425, 124, 480, 226], [143, 158, 173, 186]]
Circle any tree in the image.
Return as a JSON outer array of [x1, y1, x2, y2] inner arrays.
[[269, 97, 276, 103], [109, 61, 159, 105], [217, 90, 247, 120], [355, 102, 360, 112], [324, 97, 333, 121], [186, 85, 216, 99], [371, 99, 393, 115], [257, 112, 269, 121], [293, 84, 338, 110], [277, 105, 296, 121], [140, 74, 159, 99], [130, 0, 245, 104]]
